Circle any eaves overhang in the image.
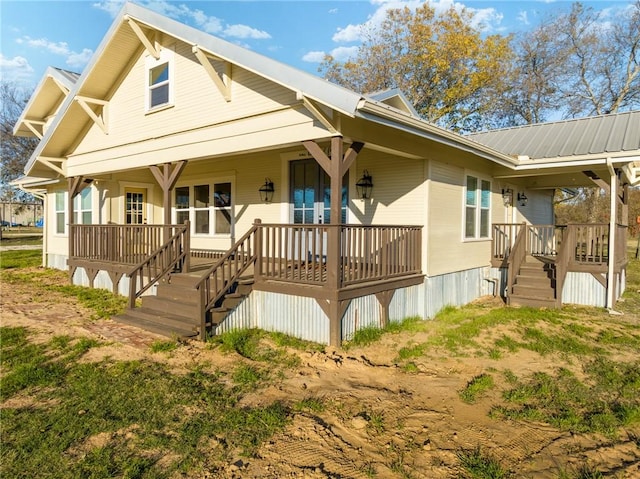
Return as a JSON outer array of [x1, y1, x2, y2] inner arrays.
[[356, 100, 519, 168]]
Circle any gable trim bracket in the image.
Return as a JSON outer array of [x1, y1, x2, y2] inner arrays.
[[23, 119, 45, 139], [39, 156, 66, 176], [299, 94, 338, 134], [74, 96, 109, 134], [192, 46, 232, 102], [125, 15, 160, 59]]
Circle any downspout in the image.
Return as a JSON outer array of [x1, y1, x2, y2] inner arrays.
[[606, 159, 617, 311]]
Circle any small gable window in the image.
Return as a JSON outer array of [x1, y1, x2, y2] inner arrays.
[[145, 48, 174, 112]]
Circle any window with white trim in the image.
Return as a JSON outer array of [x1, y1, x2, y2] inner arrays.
[[74, 187, 92, 224], [55, 191, 66, 235], [465, 175, 491, 239], [173, 181, 233, 236], [145, 48, 174, 111]]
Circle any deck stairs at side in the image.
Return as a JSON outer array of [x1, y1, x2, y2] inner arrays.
[[508, 256, 558, 308], [114, 270, 254, 339]]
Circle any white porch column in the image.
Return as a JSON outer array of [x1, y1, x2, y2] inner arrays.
[[606, 159, 617, 309]]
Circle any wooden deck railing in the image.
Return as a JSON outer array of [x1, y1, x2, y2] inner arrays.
[[572, 223, 609, 264], [527, 224, 565, 256], [341, 225, 422, 285], [70, 224, 185, 265], [506, 225, 527, 298], [492, 223, 523, 263], [127, 222, 190, 308], [253, 223, 422, 286], [615, 224, 628, 269], [195, 224, 258, 340], [554, 225, 575, 307]]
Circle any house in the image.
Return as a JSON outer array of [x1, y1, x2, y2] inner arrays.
[[13, 2, 640, 346]]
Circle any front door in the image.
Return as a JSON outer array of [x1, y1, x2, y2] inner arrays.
[[290, 159, 347, 224], [124, 188, 147, 224]]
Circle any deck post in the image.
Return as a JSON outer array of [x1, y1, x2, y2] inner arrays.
[[606, 160, 617, 309], [149, 161, 187, 241], [254, 219, 263, 283]]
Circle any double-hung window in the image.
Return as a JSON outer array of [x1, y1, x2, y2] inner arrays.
[[174, 181, 233, 236], [75, 187, 92, 224], [145, 48, 174, 111], [55, 191, 66, 235], [465, 175, 491, 239]]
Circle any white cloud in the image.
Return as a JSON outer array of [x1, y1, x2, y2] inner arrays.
[[92, 0, 125, 17], [17, 36, 93, 70], [328, 8, 338, 14], [0, 54, 34, 81], [302, 46, 359, 63], [332, 0, 504, 44], [517, 10, 530, 26], [329, 46, 360, 61], [302, 51, 326, 63], [67, 49, 94, 68], [223, 24, 271, 40]]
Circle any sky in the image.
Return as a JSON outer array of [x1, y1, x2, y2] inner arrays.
[[0, 0, 635, 88]]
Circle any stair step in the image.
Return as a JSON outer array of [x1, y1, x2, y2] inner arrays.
[[156, 283, 199, 303], [114, 311, 198, 339], [116, 307, 198, 331], [142, 296, 199, 319], [515, 275, 554, 288], [512, 284, 555, 299], [508, 294, 559, 309]]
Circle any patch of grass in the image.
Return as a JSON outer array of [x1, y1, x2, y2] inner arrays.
[[460, 374, 495, 404], [367, 410, 385, 433], [232, 364, 265, 388], [150, 339, 179, 353], [293, 397, 326, 413], [397, 343, 427, 360], [457, 446, 510, 479], [215, 328, 264, 359], [267, 331, 324, 352], [2, 327, 291, 477], [558, 463, 604, 479], [520, 326, 596, 356], [492, 358, 640, 436], [402, 362, 419, 373], [345, 317, 427, 350], [0, 249, 41, 269], [54, 284, 128, 319]]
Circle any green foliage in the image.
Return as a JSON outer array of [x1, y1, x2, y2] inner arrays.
[[149, 339, 179, 353], [293, 397, 326, 413], [0, 249, 41, 269], [493, 359, 640, 436], [1, 327, 291, 478], [232, 364, 265, 389], [460, 374, 495, 404], [457, 446, 510, 479], [345, 317, 427, 350]]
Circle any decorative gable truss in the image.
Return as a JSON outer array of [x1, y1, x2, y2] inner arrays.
[[192, 46, 232, 102], [74, 96, 109, 134]]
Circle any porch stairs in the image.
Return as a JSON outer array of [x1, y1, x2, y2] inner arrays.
[[114, 271, 253, 339], [508, 256, 558, 308]]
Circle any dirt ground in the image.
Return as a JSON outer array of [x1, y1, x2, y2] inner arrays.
[[2, 273, 640, 478]]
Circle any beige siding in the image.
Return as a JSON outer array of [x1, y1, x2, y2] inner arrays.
[[427, 160, 497, 276], [516, 189, 554, 225]]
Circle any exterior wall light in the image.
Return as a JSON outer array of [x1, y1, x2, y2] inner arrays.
[[356, 170, 374, 199], [518, 192, 528, 207], [502, 188, 513, 207], [259, 178, 275, 203]]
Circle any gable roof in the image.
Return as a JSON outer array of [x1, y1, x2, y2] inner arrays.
[[13, 67, 79, 137], [366, 89, 421, 118], [467, 110, 640, 161], [23, 1, 522, 178]]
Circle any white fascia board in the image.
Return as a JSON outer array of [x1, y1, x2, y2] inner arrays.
[[513, 154, 640, 171], [356, 101, 519, 168]]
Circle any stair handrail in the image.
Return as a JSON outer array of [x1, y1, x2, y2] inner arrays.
[[506, 223, 527, 299], [127, 222, 190, 308], [554, 225, 575, 307], [195, 222, 259, 340]]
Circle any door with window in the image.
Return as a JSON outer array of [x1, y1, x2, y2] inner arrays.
[[289, 159, 347, 262], [124, 188, 147, 225]]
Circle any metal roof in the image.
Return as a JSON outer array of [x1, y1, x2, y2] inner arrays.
[[467, 110, 640, 160]]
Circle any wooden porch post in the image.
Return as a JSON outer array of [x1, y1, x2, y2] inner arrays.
[[149, 161, 187, 241], [303, 137, 364, 347]]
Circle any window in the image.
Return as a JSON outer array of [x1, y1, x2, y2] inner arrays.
[[465, 175, 491, 239], [145, 48, 174, 111], [194, 184, 210, 234], [174, 181, 233, 236], [74, 187, 92, 224], [175, 186, 190, 225], [214, 183, 231, 234], [55, 191, 65, 234]]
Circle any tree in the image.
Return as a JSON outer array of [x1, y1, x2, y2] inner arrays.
[[0, 81, 38, 203], [505, 1, 640, 124], [320, 4, 513, 132]]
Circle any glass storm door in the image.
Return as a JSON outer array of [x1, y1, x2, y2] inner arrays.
[[124, 188, 146, 224]]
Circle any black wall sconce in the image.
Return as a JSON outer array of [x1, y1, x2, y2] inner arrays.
[[259, 178, 275, 203], [356, 170, 374, 199], [517, 192, 528, 207], [501, 188, 513, 207]]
